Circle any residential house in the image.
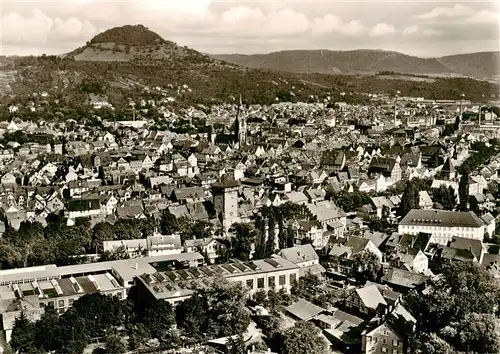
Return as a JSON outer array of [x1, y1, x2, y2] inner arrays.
[[278, 244, 325, 276], [343, 285, 387, 318], [362, 322, 405, 354], [1, 173, 17, 188], [66, 198, 101, 219], [288, 220, 326, 248], [381, 268, 429, 293], [325, 235, 383, 275], [184, 238, 226, 264], [368, 157, 401, 182]]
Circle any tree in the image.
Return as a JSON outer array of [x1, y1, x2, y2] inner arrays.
[[35, 306, 63, 352], [100, 245, 130, 261], [421, 333, 454, 354], [127, 323, 149, 350], [454, 116, 460, 131], [176, 279, 250, 339], [92, 222, 116, 252], [350, 250, 381, 283], [175, 290, 208, 338], [454, 313, 499, 353], [137, 299, 175, 339], [279, 321, 327, 354], [104, 329, 127, 354], [64, 293, 129, 339], [159, 209, 179, 235], [10, 312, 37, 354], [404, 262, 500, 352], [398, 181, 420, 217], [227, 334, 246, 354], [432, 185, 456, 210], [0, 239, 22, 268], [459, 173, 469, 211], [232, 223, 255, 261]]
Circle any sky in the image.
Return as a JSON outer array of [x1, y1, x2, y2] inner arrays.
[[1, 0, 499, 57]]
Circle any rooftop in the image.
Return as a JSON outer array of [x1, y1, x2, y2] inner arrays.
[[399, 209, 484, 228], [137, 256, 298, 300]]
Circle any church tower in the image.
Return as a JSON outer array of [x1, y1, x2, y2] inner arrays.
[[234, 95, 247, 148]]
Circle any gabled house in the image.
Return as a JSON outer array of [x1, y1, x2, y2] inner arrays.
[[278, 244, 325, 276], [287, 220, 325, 248], [320, 150, 346, 172], [343, 285, 387, 318], [324, 235, 383, 275], [368, 157, 401, 182], [362, 322, 405, 354], [183, 237, 226, 263]]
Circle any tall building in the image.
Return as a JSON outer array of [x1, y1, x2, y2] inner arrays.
[[234, 95, 247, 148], [212, 177, 240, 234]]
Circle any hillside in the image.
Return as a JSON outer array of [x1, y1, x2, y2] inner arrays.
[[213, 50, 500, 80], [438, 52, 500, 80], [0, 25, 498, 108]]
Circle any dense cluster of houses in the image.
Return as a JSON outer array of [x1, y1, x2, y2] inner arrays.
[[0, 91, 499, 353]]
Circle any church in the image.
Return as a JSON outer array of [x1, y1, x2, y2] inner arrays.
[[213, 95, 247, 149]]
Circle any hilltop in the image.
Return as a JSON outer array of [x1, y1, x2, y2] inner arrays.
[[89, 24, 167, 46], [0, 25, 498, 107], [65, 24, 207, 62], [213, 50, 500, 81]]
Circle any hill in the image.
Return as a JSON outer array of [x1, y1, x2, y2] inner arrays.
[[0, 25, 498, 108], [65, 24, 206, 62], [212, 50, 500, 80], [438, 52, 500, 80]]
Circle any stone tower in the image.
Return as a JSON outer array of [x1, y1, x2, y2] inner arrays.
[[212, 176, 240, 235]]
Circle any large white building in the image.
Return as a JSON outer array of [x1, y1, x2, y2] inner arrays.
[[398, 209, 485, 245]]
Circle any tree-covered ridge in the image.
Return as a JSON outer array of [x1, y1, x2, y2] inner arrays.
[[2, 50, 497, 110]]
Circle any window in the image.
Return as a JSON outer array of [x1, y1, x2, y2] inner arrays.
[[69, 299, 74, 306], [246, 279, 254, 289], [268, 276, 275, 287], [392, 350, 399, 354], [289, 273, 296, 284], [382, 338, 387, 345], [374, 337, 378, 343], [116, 292, 123, 300], [366, 336, 372, 342], [279, 275, 286, 286], [382, 348, 387, 353], [393, 340, 398, 346], [58, 299, 65, 308], [48, 301, 55, 308], [257, 278, 264, 289]]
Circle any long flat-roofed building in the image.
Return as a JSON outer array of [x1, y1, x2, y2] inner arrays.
[[0, 252, 205, 344], [398, 209, 485, 245], [0, 252, 204, 288], [135, 256, 300, 306], [0, 273, 125, 343]]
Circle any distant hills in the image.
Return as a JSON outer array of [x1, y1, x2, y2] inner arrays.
[[0, 25, 498, 108], [213, 50, 500, 80]]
